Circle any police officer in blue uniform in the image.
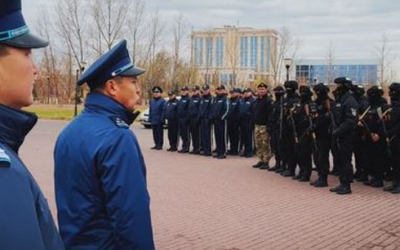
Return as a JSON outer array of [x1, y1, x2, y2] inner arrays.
[[199, 84, 214, 156], [329, 77, 358, 195], [212, 85, 229, 159], [188, 86, 202, 154], [227, 88, 241, 155], [150, 86, 166, 150], [54, 40, 155, 249], [165, 90, 179, 151], [0, 0, 64, 249], [178, 86, 190, 153], [239, 88, 255, 158]]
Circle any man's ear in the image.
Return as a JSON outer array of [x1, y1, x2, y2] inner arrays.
[[104, 79, 118, 96]]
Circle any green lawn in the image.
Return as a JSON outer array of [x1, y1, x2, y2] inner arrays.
[[24, 105, 147, 121]]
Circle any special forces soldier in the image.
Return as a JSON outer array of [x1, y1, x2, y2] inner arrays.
[[188, 86, 202, 154], [352, 85, 370, 182], [199, 85, 214, 156], [362, 86, 390, 188], [281, 81, 301, 177], [310, 83, 333, 187], [149, 86, 166, 150], [227, 88, 241, 155], [178, 86, 190, 153], [268, 86, 286, 172], [252, 83, 273, 169], [385, 82, 400, 194], [0, 0, 65, 248], [212, 85, 229, 159], [239, 88, 255, 158], [329, 77, 358, 195], [165, 90, 179, 152], [294, 86, 317, 182]]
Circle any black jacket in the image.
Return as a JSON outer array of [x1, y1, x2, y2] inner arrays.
[[226, 97, 241, 121], [178, 95, 190, 120], [253, 95, 272, 126], [165, 97, 179, 120], [211, 94, 229, 120], [239, 97, 254, 121], [199, 94, 214, 119], [332, 91, 358, 138]]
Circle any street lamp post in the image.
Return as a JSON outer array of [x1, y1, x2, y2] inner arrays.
[[284, 58, 293, 82], [46, 76, 50, 104]]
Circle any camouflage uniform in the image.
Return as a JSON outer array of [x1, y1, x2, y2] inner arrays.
[[255, 125, 272, 163]]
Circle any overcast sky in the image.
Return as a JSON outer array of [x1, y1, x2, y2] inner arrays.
[[22, 0, 400, 79]]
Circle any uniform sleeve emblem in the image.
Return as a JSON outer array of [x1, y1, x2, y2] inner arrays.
[[0, 148, 11, 166], [351, 108, 357, 117], [110, 116, 130, 129]]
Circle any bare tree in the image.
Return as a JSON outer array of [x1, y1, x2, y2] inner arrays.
[[226, 30, 239, 86], [91, 0, 130, 52], [170, 13, 187, 90], [127, 0, 146, 64], [325, 40, 335, 84], [376, 31, 396, 87], [270, 26, 301, 86]]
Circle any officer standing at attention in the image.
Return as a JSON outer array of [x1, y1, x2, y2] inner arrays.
[[385, 83, 400, 194], [149, 86, 166, 150], [310, 83, 333, 188], [188, 86, 202, 154], [252, 83, 273, 169], [329, 77, 358, 195], [212, 85, 229, 159], [54, 40, 155, 249], [352, 85, 370, 182], [280, 81, 301, 177], [165, 90, 179, 152], [239, 88, 255, 158], [178, 86, 191, 153], [227, 88, 241, 155], [268, 86, 286, 172], [199, 84, 214, 156], [0, 0, 65, 249]]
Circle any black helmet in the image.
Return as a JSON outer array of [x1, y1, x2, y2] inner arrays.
[[334, 77, 353, 89], [389, 82, 400, 100], [367, 86, 384, 98], [313, 83, 330, 95], [352, 84, 365, 96], [284, 80, 298, 91]]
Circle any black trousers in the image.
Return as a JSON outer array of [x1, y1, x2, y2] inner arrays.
[[334, 136, 354, 184], [201, 118, 212, 154], [315, 133, 331, 178], [189, 120, 201, 152], [152, 124, 164, 148], [281, 129, 298, 173], [167, 119, 179, 150], [354, 133, 368, 175], [179, 118, 190, 150], [365, 139, 389, 181], [214, 119, 226, 156], [270, 129, 282, 165], [240, 120, 253, 156], [298, 135, 312, 178], [227, 119, 240, 154], [390, 137, 400, 181]]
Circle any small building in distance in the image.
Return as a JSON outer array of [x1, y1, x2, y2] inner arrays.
[[295, 59, 378, 85], [191, 25, 278, 87]]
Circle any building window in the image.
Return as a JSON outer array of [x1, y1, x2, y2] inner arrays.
[[206, 37, 213, 67], [240, 36, 248, 68], [195, 37, 204, 66], [216, 37, 224, 67], [250, 36, 258, 70]]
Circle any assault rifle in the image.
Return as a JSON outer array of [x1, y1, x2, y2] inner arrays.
[[377, 107, 393, 157]]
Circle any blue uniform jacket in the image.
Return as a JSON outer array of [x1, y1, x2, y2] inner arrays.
[[54, 93, 155, 250], [211, 94, 229, 121], [0, 104, 64, 250], [177, 95, 190, 120], [226, 97, 241, 121], [149, 97, 166, 125], [165, 97, 179, 120], [188, 95, 201, 123], [199, 94, 214, 120], [239, 97, 254, 121]]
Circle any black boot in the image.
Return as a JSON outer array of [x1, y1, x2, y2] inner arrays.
[[281, 170, 295, 177], [329, 184, 343, 193], [370, 179, 384, 188], [391, 182, 400, 194], [335, 183, 352, 195], [311, 176, 328, 187], [384, 180, 398, 192], [253, 161, 264, 168], [259, 162, 270, 170]]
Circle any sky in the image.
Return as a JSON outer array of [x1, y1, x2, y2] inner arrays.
[[22, 0, 400, 80]]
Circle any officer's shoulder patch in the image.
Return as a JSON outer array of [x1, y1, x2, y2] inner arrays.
[[351, 108, 357, 117], [0, 147, 11, 167], [110, 116, 130, 129]]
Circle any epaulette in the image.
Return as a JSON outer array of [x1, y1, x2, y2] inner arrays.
[[110, 116, 130, 129]]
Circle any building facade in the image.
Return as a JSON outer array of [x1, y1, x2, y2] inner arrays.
[[191, 26, 278, 87], [295, 59, 378, 85]]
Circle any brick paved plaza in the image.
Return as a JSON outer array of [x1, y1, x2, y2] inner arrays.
[[21, 120, 400, 250]]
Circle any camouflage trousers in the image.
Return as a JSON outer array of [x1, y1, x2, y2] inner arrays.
[[255, 125, 272, 163]]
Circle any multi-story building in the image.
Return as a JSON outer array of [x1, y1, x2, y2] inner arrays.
[[295, 59, 378, 85], [191, 26, 278, 87]]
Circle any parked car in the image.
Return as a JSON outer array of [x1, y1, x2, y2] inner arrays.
[[139, 97, 180, 129]]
